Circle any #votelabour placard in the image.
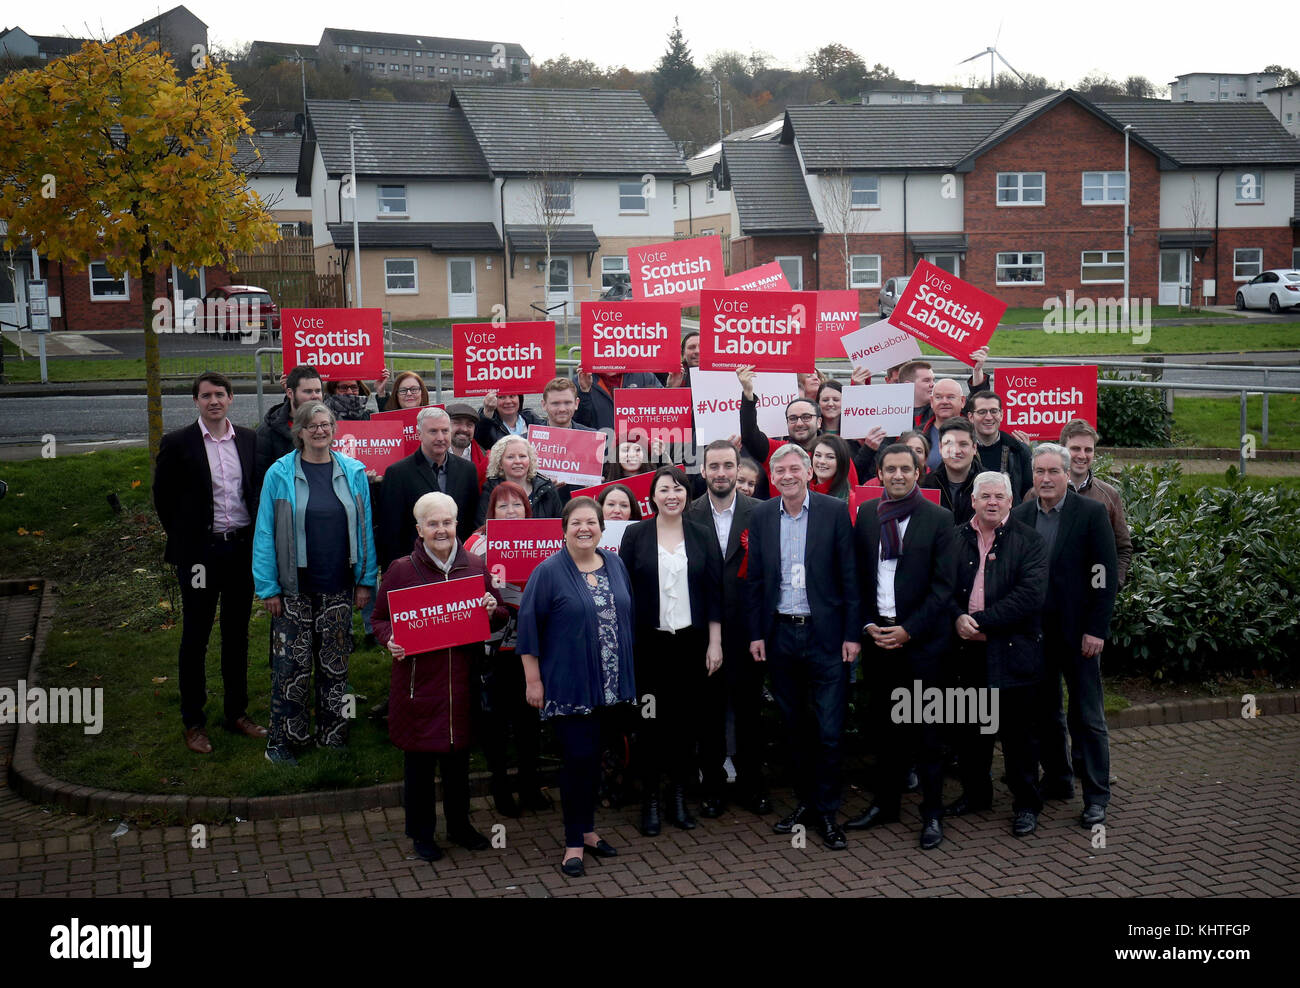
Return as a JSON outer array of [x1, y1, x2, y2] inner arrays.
[[689, 369, 800, 445], [386, 576, 491, 656], [996, 365, 1099, 440], [839, 318, 923, 373], [698, 289, 818, 373], [838, 384, 915, 440], [453, 322, 555, 396], [628, 236, 726, 306], [580, 301, 682, 373], [281, 308, 384, 381], [891, 260, 1005, 366]]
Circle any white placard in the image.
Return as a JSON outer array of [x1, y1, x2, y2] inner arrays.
[[689, 369, 801, 445], [839, 384, 915, 439], [597, 519, 633, 554], [839, 318, 923, 374]]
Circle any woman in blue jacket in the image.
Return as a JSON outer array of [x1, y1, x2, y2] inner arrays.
[[253, 401, 378, 765]]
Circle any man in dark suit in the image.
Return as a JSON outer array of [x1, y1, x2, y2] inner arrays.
[[746, 443, 860, 849], [377, 406, 480, 570], [845, 443, 955, 849], [1011, 443, 1118, 828], [688, 439, 768, 816], [153, 371, 267, 754]]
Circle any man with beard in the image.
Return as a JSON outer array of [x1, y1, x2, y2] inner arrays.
[[255, 365, 322, 485], [446, 403, 488, 490]]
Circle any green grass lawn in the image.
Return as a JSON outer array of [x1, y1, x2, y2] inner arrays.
[[1171, 394, 1300, 449], [916, 321, 1300, 359]]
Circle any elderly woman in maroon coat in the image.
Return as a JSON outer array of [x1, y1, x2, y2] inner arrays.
[[372, 491, 506, 864]]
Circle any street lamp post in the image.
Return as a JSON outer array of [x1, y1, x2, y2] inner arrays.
[[348, 124, 362, 308], [1123, 123, 1132, 330]]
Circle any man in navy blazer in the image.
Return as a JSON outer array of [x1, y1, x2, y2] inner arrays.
[[1011, 443, 1118, 828], [746, 443, 860, 849], [153, 372, 266, 755]]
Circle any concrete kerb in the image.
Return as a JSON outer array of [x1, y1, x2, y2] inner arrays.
[[4, 577, 1297, 823]]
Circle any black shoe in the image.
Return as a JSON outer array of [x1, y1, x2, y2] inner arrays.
[[945, 795, 992, 817], [448, 826, 490, 851], [1041, 781, 1075, 801], [772, 804, 809, 834], [844, 805, 898, 830], [583, 838, 618, 858], [699, 798, 724, 819], [560, 856, 585, 878], [904, 769, 920, 793], [1012, 810, 1038, 837], [1080, 804, 1107, 827], [519, 787, 553, 812], [412, 839, 443, 862], [669, 785, 697, 830], [492, 786, 521, 819], [745, 794, 773, 816], [920, 817, 943, 850], [640, 795, 662, 837], [819, 814, 847, 850]]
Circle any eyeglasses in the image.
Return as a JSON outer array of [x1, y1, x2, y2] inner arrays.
[[786, 413, 818, 424], [396, 386, 423, 396], [970, 408, 1001, 417], [306, 423, 334, 433], [335, 384, 361, 394]]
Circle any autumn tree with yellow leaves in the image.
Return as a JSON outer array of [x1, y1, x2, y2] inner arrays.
[[0, 34, 279, 458]]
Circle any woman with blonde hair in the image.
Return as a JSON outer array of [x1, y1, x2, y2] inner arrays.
[[475, 435, 564, 525]]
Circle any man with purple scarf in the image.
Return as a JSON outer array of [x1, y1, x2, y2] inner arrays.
[[845, 443, 956, 850]]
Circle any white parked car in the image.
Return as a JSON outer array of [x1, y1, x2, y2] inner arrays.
[[1235, 270, 1300, 313]]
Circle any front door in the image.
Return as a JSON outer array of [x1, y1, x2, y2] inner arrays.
[[171, 264, 205, 329], [447, 258, 477, 317], [0, 257, 28, 330], [545, 256, 573, 310], [775, 255, 803, 290], [1159, 250, 1189, 305], [923, 252, 960, 277]]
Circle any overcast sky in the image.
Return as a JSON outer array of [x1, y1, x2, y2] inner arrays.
[[24, 1, 1292, 93]]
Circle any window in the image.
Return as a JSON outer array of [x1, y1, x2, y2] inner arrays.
[[439, 67, 448, 74], [475, 54, 482, 61], [375, 47, 383, 55], [543, 179, 573, 213], [390, 64, 400, 71], [776, 256, 803, 290], [1235, 171, 1263, 202], [996, 251, 1045, 284], [351, 45, 360, 53], [1234, 248, 1263, 280], [705, 178, 715, 203], [1082, 172, 1126, 203], [1080, 250, 1124, 283], [618, 181, 646, 212], [439, 52, 446, 59], [384, 258, 418, 294], [414, 50, 421, 57], [414, 65, 423, 73], [601, 256, 629, 290], [364, 46, 372, 53], [364, 62, 373, 69], [850, 175, 880, 208], [378, 185, 407, 214], [849, 254, 881, 288], [337, 44, 346, 53], [464, 54, 471, 61], [89, 262, 128, 299], [997, 172, 1045, 205]]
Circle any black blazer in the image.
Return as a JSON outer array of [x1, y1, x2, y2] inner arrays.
[[745, 490, 860, 647], [617, 514, 723, 636], [688, 491, 758, 651], [1011, 490, 1118, 651], [377, 450, 480, 568], [153, 421, 258, 565], [854, 496, 955, 667]]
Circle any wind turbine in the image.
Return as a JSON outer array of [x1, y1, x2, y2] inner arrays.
[[959, 23, 1026, 88]]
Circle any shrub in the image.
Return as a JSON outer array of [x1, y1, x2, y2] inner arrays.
[[1096, 370, 1172, 447], [1109, 462, 1300, 678]]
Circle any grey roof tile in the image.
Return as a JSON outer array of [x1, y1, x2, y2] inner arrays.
[[722, 142, 821, 234], [1094, 101, 1300, 165], [306, 99, 489, 178], [327, 221, 502, 251], [235, 133, 303, 174], [505, 224, 600, 252]]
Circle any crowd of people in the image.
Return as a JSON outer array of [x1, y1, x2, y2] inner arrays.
[[152, 334, 1132, 877]]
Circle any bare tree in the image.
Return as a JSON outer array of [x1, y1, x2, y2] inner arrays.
[[1182, 177, 1208, 311], [818, 148, 874, 290], [516, 121, 574, 334]]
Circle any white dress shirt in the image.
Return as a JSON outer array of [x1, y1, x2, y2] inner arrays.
[[708, 492, 736, 554], [876, 516, 910, 620], [657, 541, 692, 631]]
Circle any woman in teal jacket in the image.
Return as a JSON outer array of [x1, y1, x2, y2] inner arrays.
[[253, 401, 378, 765]]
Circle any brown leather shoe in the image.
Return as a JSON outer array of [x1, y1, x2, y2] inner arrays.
[[184, 727, 213, 754], [230, 716, 268, 739]]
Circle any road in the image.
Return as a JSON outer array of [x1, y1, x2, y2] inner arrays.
[[0, 395, 259, 453]]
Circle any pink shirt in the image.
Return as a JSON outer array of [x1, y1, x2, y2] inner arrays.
[[200, 418, 251, 532], [967, 515, 999, 614]]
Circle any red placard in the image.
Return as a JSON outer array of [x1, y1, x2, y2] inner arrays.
[[995, 366, 1099, 441], [526, 424, 607, 487], [330, 420, 408, 477], [485, 518, 565, 582], [815, 290, 861, 359], [580, 301, 682, 373], [849, 484, 942, 524], [890, 260, 1005, 366], [628, 236, 726, 306], [698, 289, 818, 373], [281, 308, 385, 381], [371, 404, 443, 452], [613, 388, 693, 445], [724, 262, 791, 293], [453, 322, 555, 396], [572, 471, 657, 519], [385, 576, 490, 657]]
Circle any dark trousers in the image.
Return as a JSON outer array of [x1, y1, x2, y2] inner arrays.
[[635, 626, 708, 793], [1039, 638, 1111, 806], [403, 749, 471, 842], [953, 643, 1043, 814], [269, 591, 352, 750], [866, 647, 945, 821], [700, 638, 768, 800], [767, 618, 847, 814], [480, 649, 541, 793], [553, 714, 603, 847], [174, 538, 253, 729]]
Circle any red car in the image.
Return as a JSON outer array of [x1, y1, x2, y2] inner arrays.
[[195, 285, 281, 340]]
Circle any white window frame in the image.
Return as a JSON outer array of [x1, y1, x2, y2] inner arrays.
[[543, 179, 573, 214], [1235, 171, 1264, 203], [601, 256, 629, 290], [384, 258, 418, 294], [705, 178, 715, 204], [1081, 171, 1126, 204], [377, 185, 407, 216], [1234, 248, 1263, 281], [849, 254, 881, 289], [850, 175, 880, 209], [1080, 250, 1124, 284], [996, 251, 1045, 285], [617, 181, 647, 213], [88, 261, 129, 300], [997, 171, 1045, 206]]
